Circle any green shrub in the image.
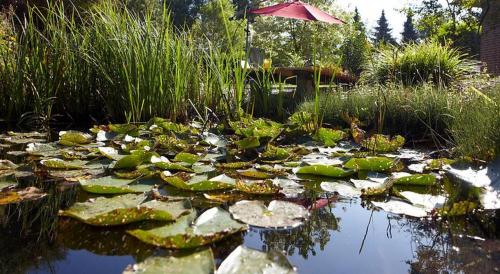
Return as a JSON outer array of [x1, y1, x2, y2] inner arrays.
[[363, 41, 475, 87]]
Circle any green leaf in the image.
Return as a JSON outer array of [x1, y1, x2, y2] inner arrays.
[[123, 249, 215, 274], [26, 143, 60, 157], [79, 176, 155, 194], [216, 162, 253, 169], [294, 165, 354, 178], [229, 200, 308, 228], [0, 160, 18, 170], [314, 128, 346, 147], [218, 245, 296, 274], [114, 151, 152, 170], [344, 157, 395, 171], [109, 124, 138, 135], [361, 134, 405, 153], [393, 174, 436, 186], [160, 172, 235, 191], [236, 137, 260, 149], [236, 179, 280, 195], [127, 207, 247, 249], [155, 162, 194, 172], [40, 158, 86, 170], [261, 145, 290, 160], [237, 168, 274, 179], [60, 194, 191, 226], [59, 131, 92, 146], [174, 152, 202, 165]]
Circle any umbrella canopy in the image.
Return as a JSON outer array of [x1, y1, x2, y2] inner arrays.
[[249, 0, 344, 25]]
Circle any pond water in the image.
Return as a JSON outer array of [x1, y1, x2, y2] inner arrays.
[[0, 121, 499, 274]]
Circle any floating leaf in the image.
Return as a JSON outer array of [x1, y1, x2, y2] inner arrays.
[[229, 200, 308, 228], [155, 162, 194, 172], [217, 162, 253, 169], [393, 174, 436, 186], [361, 134, 405, 152], [236, 179, 280, 195], [218, 245, 296, 274], [127, 207, 247, 249], [237, 168, 274, 179], [26, 143, 60, 157], [109, 124, 138, 135], [0, 187, 46, 205], [98, 147, 123, 161], [59, 131, 92, 146], [399, 191, 446, 211], [344, 157, 394, 172], [174, 152, 202, 165], [60, 194, 191, 226], [236, 137, 260, 149], [294, 165, 354, 178], [123, 249, 215, 274], [320, 182, 361, 198], [114, 151, 153, 170], [79, 176, 155, 194], [40, 158, 86, 170], [314, 128, 346, 147], [0, 160, 18, 170], [426, 158, 456, 170], [372, 199, 427, 218], [160, 172, 235, 191], [261, 145, 290, 160]]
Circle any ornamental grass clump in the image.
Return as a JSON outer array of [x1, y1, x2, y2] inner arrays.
[[364, 41, 475, 87]]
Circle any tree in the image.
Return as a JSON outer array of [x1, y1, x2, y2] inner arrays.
[[341, 7, 370, 75], [251, 0, 348, 66], [401, 11, 419, 43], [373, 10, 396, 45]]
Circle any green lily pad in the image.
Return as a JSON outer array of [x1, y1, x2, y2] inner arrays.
[[361, 134, 405, 153], [59, 131, 93, 146], [320, 181, 361, 198], [40, 158, 86, 170], [426, 158, 456, 170], [294, 165, 354, 178], [160, 172, 235, 191], [0, 160, 18, 170], [393, 174, 436, 186], [236, 137, 260, 149], [60, 194, 191, 226], [127, 207, 247, 249], [26, 143, 60, 157], [235, 179, 280, 195], [109, 124, 138, 135], [79, 176, 155, 194], [155, 162, 194, 172], [217, 162, 253, 169], [98, 147, 123, 161], [174, 152, 202, 165], [114, 151, 153, 170], [314, 128, 346, 147], [237, 168, 274, 179], [218, 245, 296, 274], [229, 200, 308, 228], [123, 249, 215, 274], [261, 145, 290, 160], [344, 157, 395, 172], [0, 187, 46, 205]]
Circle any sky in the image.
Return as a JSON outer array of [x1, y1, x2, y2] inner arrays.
[[337, 0, 447, 40]]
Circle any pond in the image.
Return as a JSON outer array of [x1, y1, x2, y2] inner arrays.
[[0, 118, 499, 274]]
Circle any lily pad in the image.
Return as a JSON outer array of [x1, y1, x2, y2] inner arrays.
[[320, 182, 361, 198], [60, 194, 191, 226], [0, 187, 46, 205], [236, 137, 260, 149], [155, 162, 194, 173], [79, 176, 155, 194], [40, 158, 86, 170], [217, 162, 253, 169], [218, 245, 296, 274], [399, 191, 446, 211], [371, 199, 427, 218], [236, 179, 280, 195], [114, 151, 153, 170], [127, 207, 247, 249], [229, 200, 308, 228], [294, 165, 354, 178], [174, 152, 202, 165], [393, 174, 436, 186], [0, 160, 18, 170], [160, 172, 235, 191], [59, 131, 93, 146], [123, 249, 215, 274], [237, 168, 274, 179], [261, 145, 290, 160], [314, 128, 346, 147], [361, 134, 405, 153], [26, 143, 60, 157], [344, 157, 395, 172]]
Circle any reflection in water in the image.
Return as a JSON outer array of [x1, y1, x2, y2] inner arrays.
[[257, 205, 338, 259]]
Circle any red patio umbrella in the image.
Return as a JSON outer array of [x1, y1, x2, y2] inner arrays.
[[249, 0, 344, 25]]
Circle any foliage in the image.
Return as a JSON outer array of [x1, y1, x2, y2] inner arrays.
[[340, 7, 370, 75], [251, 0, 349, 66], [363, 41, 475, 87], [372, 10, 396, 46], [401, 11, 419, 43]]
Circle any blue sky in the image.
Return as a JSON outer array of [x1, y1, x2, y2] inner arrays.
[[337, 0, 447, 40]]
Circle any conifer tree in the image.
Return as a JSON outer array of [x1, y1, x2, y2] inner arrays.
[[373, 10, 396, 45], [401, 11, 419, 43]]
